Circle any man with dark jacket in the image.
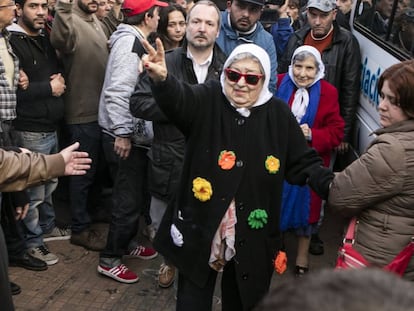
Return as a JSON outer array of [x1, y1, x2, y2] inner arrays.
[[278, 0, 361, 255], [130, 0, 226, 289], [50, 0, 123, 251], [8, 0, 67, 266]]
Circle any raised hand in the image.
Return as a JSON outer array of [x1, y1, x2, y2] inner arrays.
[[141, 38, 168, 83]]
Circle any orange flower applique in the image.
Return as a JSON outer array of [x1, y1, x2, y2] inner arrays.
[[274, 250, 287, 274], [218, 150, 236, 170], [265, 155, 280, 174], [192, 177, 213, 202]]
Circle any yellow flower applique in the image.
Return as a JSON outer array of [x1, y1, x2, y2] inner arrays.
[[265, 155, 280, 174], [192, 177, 213, 202]]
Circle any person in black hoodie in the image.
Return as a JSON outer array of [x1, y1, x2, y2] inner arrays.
[[8, 0, 66, 267]]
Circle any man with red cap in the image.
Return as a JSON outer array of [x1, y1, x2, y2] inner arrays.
[[97, 0, 167, 284]]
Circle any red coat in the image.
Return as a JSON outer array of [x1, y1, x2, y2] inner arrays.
[[277, 73, 345, 223]]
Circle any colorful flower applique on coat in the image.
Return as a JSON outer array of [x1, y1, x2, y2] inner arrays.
[[265, 155, 280, 174], [218, 150, 236, 170], [192, 177, 213, 202], [248, 209, 268, 229], [274, 251, 287, 274]]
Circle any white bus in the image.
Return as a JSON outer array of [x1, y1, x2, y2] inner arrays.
[[349, 0, 413, 155]]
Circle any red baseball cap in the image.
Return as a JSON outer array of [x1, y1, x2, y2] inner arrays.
[[122, 0, 168, 17]]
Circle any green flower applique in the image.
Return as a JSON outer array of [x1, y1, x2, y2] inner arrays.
[[248, 209, 268, 229]]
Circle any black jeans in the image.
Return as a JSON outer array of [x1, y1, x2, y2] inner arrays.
[[0, 194, 14, 311], [1, 194, 26, 258], [100, 133, 150, 259], [66, 122, 101, 233]]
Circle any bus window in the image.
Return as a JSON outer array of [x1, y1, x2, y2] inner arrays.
[[355, 0, 390, 36], [391, 8, 414, 56], [353, 0, 413, 57], [349, 0, 412, 155]]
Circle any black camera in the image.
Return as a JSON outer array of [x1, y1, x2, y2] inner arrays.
[[260, 8, 280, 24]]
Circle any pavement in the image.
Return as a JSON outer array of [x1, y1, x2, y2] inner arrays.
[[9, 191, 347, 311]]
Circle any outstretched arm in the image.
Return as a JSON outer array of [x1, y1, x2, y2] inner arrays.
[[0, 142, 91, 192]]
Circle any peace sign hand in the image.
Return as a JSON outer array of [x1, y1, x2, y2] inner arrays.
[[141, 38, 168, 83]]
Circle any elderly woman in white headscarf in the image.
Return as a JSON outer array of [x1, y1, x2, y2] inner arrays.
[[141, 39, 334, 311], [276, 45, 344, 277]]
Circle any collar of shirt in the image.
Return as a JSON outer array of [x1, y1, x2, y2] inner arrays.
[[187, 49, 213, 83]]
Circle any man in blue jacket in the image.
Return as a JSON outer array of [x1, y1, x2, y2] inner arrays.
[[216, 0, 278, 92]]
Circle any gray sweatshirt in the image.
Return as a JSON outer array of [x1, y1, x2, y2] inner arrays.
[[98, 23, 153, 147]]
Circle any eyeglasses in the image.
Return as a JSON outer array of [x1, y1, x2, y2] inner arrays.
[[0, 0, 15, 9], [225, 68, 264, 85]]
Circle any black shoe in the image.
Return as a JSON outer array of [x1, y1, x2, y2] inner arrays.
[[295, 265, 309, 277], [10, 282, 21, 295], [70, 229, 106, 251], [309, 233, 324, 255], [9, 252, 48, 271]]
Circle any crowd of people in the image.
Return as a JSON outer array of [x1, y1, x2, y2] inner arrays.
[[0, 0, 413, 310]]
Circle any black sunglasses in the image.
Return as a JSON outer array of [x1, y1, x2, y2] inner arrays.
[[225, 68, 264, 86]]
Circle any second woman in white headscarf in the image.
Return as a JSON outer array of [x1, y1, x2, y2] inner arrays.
[[276, 45, 344, 277]]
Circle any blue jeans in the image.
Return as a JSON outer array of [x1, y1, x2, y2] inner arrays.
[[14, 131, 58, 248], [100, 133, 150, 261], [66, 122, 101, 233]]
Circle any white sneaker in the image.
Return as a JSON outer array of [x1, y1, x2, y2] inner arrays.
[[44, 226, 71, 242], [29, 245, 59, 265]]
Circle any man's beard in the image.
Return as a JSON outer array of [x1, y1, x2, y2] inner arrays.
[[78, 0, 98, 14]]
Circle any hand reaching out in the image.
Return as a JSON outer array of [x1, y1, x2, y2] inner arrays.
[[59, 142, 92, 176]]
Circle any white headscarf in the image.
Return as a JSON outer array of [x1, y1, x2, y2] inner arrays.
[[287, 45, 325, 123], [220, 44, 273, 118]]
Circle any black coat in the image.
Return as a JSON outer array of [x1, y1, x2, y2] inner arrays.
[[9, 28, 64, 132], [152, 76, 331, 310], [278, 22, 361, 142], [130, 43, 226, 201]]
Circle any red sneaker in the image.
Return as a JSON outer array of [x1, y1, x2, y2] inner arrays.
[[126, 245, 158, 260], [97, 264, 139, 284]]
